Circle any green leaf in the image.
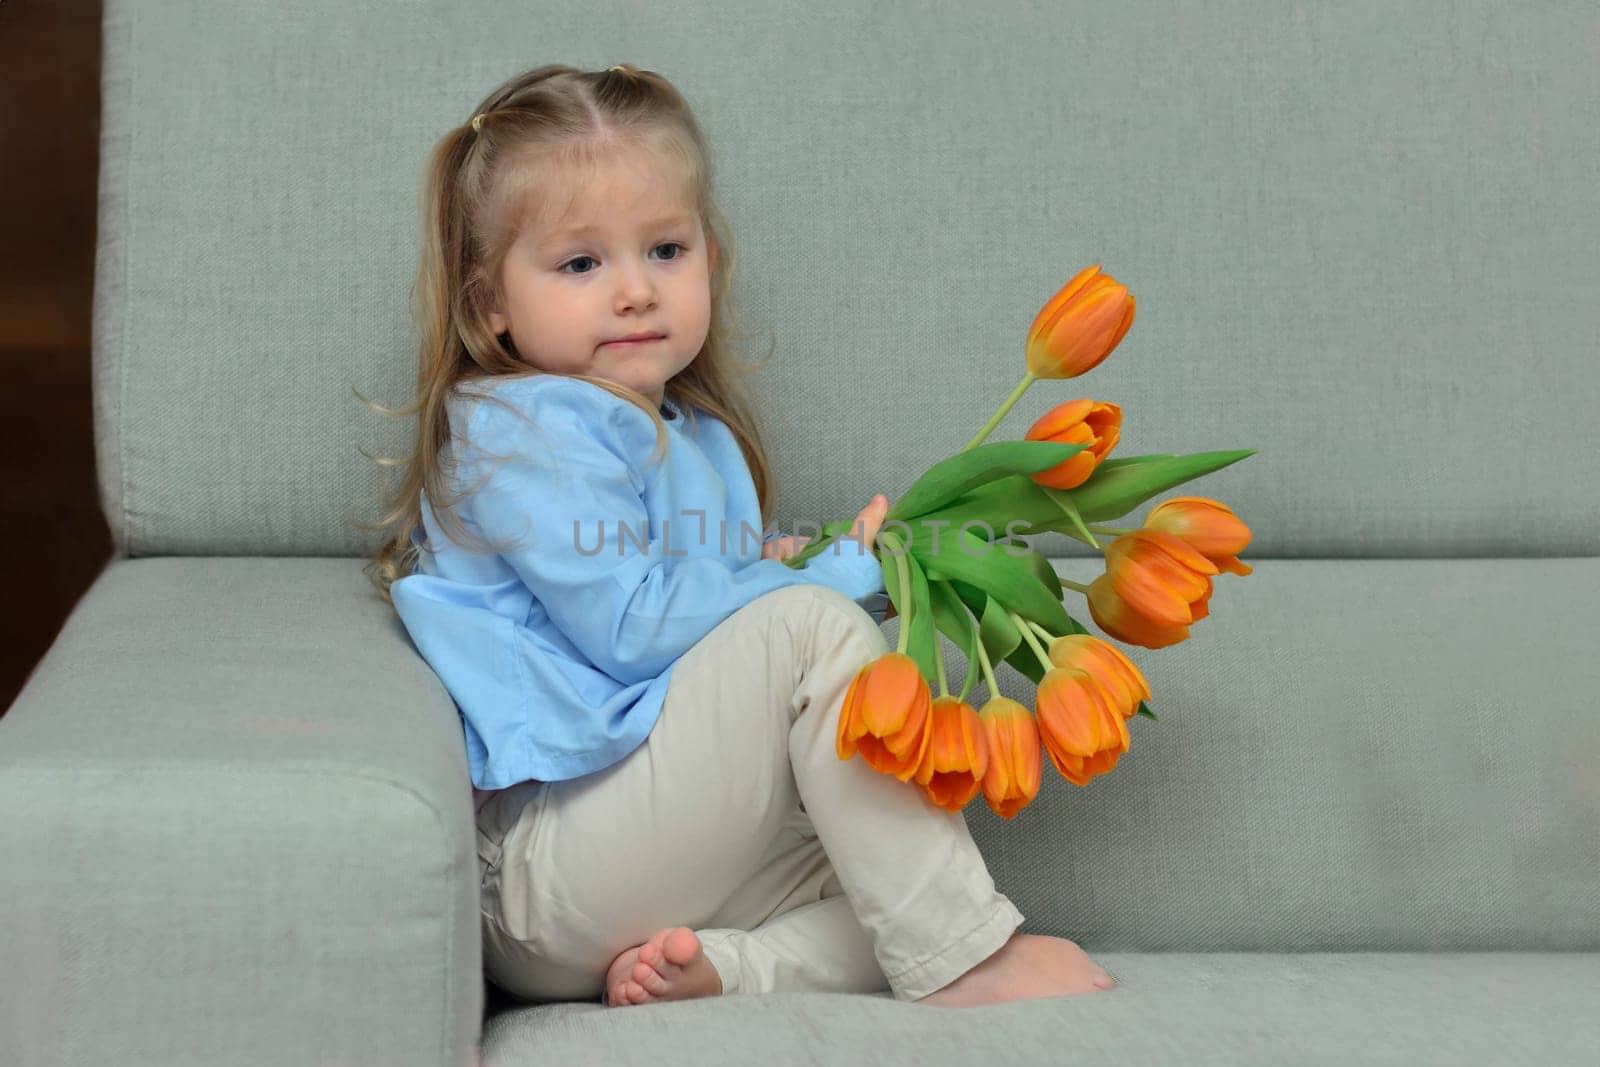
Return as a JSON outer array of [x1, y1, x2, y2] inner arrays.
[[1003, 639, 1048, 686], [1000, 545, 1093, 638], [787, 514, 879, 568], [908, 474, 1073, 543], [927, 578, 981, 703], [911, 526, 1071, 634], [1047, 489, 1100, 547], [947, 577, 986, 617], [1031, 449, 1258, 532], [949, 578, 1023, 671], [1093, 454, 1178, 472], [1135, 701, 1158, 720], [975, 595, 1024, 686], [995, 537, 1063, 602], [888, 440, 1089, 522]]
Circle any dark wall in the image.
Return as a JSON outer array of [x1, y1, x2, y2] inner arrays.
[[1, 1, 112, 717]]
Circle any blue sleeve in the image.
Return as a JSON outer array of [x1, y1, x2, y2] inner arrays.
[[458, 388, 884, 686], [792, 534, 888, 605]]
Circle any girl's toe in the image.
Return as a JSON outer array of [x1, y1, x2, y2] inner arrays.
[[662, 926, 700, 966], [634, 960, 669, 994]]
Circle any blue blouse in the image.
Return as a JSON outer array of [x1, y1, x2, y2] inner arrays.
[[389, 375, 887, 790]]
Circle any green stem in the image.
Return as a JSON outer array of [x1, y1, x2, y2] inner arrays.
[[962, 371, 1038, 452], [891, 536, 912, 656], [1059, 576, 1092, 595], [1088, 524, 1138, 536], [933, 637, 948, 698], [972, 623, 1001, 705], [1015, 612, 1056, 673], [1026, 619, 1057, 645]]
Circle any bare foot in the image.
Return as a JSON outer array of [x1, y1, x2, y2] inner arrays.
[[914, 933, 1116, 1008], [603, 926, 724, 1007]]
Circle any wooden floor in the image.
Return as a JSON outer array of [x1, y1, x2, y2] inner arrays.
[[2, 2, 114, 718]]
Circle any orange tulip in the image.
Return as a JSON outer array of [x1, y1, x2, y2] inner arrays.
[[977, 696, 1042, 819], [914, 695, 990, 812], [1145, 497, 1253, 576], [1035, 666, 1130, 787], [1046, 633, 1150, 718], [836, 652, 933, 781], [1023, 398, 1122, 490], [1025, 265, 1136, 380], [1085, 529, 1219, 649]]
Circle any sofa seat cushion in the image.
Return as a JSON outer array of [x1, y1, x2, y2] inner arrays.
[[480, 952, 1600, 1065]]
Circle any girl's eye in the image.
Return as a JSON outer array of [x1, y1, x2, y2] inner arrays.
[[560, 243, 687, 275]]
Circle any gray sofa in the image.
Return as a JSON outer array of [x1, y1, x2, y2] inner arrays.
[[4, 1, 1597, 1064]]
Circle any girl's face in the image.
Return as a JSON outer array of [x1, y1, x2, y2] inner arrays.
[[486, 147, 714, 409]]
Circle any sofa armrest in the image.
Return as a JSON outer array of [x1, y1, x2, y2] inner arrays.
[[0, 558, 483, 1067]]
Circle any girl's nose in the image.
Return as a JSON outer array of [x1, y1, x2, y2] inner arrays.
[[615, 267, 657, 311]]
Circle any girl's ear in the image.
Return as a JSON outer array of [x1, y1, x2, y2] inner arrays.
[[484, 286, 510, 338], [477, 265, 509, 337]]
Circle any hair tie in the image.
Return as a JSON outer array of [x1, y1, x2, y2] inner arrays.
[[608, 64, 628, 74], [470, 113, 485, 133]]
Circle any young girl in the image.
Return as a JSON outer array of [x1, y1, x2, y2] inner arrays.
[[366, 62, 1115, 1009]]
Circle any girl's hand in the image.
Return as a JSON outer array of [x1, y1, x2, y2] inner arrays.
[[848, 494, 891, 552], [766, 493, 890, 562], [761, 535, 812, 562], [850, 494, 897, 620], [767, 496, 898, 620]]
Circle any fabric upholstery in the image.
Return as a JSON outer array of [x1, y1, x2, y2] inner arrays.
[[88, 0, 1600, 559], [5, 0, 1590, 1062]]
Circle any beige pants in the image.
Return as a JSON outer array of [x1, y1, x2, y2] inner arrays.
[[473, 583, 1024, 1004]]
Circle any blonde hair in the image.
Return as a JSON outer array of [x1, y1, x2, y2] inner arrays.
[[355, 63, 778, 605]]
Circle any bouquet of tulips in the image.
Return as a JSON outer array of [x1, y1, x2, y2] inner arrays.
[[777, 265, 1256, 819]]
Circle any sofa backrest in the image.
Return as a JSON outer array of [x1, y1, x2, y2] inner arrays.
[[91, 1, 1599, 561], [90, 1, 1599, 952]]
